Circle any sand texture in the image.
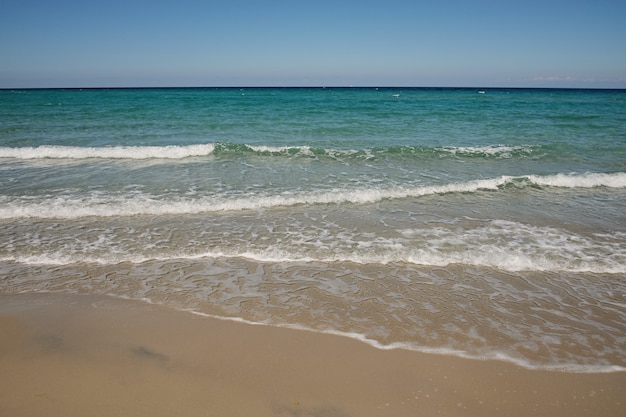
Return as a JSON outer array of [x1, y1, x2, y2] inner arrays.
[[1, 293, 624, 417]]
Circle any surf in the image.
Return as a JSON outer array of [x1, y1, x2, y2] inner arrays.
[[0, 142, 548, 161], [1, 172, 625, 220], [0, 144, 216, 159]]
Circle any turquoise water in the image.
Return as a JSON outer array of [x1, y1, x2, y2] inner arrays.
[[1, 87, 626, 371]]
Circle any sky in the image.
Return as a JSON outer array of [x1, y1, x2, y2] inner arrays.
[[1, 0, 625, 88]]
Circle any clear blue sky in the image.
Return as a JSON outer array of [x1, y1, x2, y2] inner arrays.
[[1, 0, 625, 88]]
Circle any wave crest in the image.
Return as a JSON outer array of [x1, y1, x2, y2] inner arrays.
[[0, 143, 539, 161], [1, 172, 624, 220], [0, 144, 216, 159]]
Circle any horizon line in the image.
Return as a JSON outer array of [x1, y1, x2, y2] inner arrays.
[[2, 85, 625, 91]]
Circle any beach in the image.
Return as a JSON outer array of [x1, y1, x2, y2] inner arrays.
[[1, 292, 625, 417], [1, 87, 625, 415]]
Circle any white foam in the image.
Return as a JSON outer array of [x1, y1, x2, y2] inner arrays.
[[438, 144, 534, 157], [0, 144, 216, 159], [400, 219, 626, 274], [529, 172, 626, 188], [0, 143, 534, 160], [5, 221, 624, 274], [246, 144, 314, 155], [0, 178, 504, 220], [2, 172, 624, 220]]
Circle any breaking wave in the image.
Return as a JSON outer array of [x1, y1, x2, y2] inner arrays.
[[1, 172, 624, 220]]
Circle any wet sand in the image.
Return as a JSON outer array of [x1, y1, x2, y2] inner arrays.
[[1, 293, 624, 417]]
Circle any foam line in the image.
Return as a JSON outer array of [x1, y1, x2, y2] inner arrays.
[[0, 144, 216, 159], [1, 172, 625, 220], [0, 143, 539, 160], [182, 304, 626, 374]]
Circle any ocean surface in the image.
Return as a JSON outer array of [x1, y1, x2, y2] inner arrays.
[[1, 87, 625, 372]]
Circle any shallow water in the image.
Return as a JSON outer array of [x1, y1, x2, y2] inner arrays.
[[1, 87, 625, 371]]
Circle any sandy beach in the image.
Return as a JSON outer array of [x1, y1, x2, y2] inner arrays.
[[0, 293, 624, 417]]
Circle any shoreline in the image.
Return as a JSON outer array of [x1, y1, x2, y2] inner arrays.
[[1, 292, 625, 417], [186, 308, 626, 375]]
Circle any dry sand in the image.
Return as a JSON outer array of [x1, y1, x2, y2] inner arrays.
[[1, 293, 624, 417]]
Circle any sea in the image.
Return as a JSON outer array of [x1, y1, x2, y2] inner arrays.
[[1, 87, 625, 372]]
